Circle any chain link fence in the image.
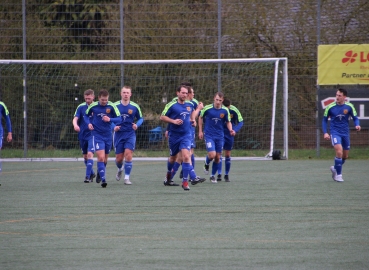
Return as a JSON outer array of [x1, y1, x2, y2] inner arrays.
[[0, 0, 368, 156]]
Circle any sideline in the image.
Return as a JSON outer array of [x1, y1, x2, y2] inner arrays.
[[1, 157, 272, 162]]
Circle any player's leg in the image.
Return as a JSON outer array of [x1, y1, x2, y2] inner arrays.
[[210, 139, 223, 183], [217, 153, 223, 181], [85, 138, 95, 183], [204, 137, 216, 175], [164, 138, 180, 186], [337, 135, 350, 181], [223, 136, 233, 182], [171, 152, 182, 180], [331, 134, 344, 182], [114, 135, 124, 181], [96, 149, 107, 187], [180, 144, 192, 191], [81, 140, 95, 182], [122, 142, 134, 185], [224, 150, 232, 182]]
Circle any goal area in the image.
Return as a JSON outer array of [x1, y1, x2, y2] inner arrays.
[[0, 59, 288, 160]]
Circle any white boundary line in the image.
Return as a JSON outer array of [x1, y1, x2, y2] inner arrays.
[[1, 157, 272, 162]]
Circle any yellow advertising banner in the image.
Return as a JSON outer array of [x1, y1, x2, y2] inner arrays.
[[318, 44, 369, 85]]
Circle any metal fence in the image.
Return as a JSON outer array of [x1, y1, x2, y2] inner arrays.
[[0, 0, 368, 157]]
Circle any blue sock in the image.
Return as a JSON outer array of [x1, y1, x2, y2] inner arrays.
[[211, 161, 219, 176], [167, 159, 174, 172], [171, 162, 181, 180], [225, 157, 231, 175], [342, 159, 346, 165], [116, 160, 123, 170], [124, 161, 132, 176], [335, 157, 343, 175], [182, 162, 191, 182], [189, 165, 197, 180], [218, 156, 223, 175], [191, 154, 195, 169], [85, 159, 94, 175], [98, 161, 106, 181], [86, 159, 93, 178]]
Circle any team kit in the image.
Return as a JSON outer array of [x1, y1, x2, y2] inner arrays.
[[71, 85, 360, 190]]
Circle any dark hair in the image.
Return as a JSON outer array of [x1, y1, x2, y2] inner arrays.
[[84, 89, 94, 96], [223, 98, 231, 107], [98, 89, 109, 97], [180, 81, 192, 87], [177, 85, 190, 93], [337, 88, 347, 96]]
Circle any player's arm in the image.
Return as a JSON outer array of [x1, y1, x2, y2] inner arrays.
[[160, 115, 181, 125], [192, 102, 204, 119], [198, 115, 204, 139], [233, 121, 243, 134], [226, 121, 235, 136], [72, 116, 80, 132], [349, 106, 361, 132], [321, 106, 331, 140], [190, 108, 197, 127], [4, 114, 12, 142], [132, 116, 144, 131], [322, 116, 330, 140], [84, 106, 94, 130]]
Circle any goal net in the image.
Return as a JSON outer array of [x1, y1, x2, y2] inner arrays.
[[0, 59, 288, 159]]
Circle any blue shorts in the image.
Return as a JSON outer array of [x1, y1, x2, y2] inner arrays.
[[114, 136, 136, 154], [79, 139, 90, 155], [223, 135, 234, 151], [169, 134, 192, 157], [331, 134, 350, 150], [91, 135, 112, 154], [204, 136, 224, 153]]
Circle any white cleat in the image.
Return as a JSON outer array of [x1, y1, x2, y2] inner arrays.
[[124, 179, 132, 185], [330, 166, 337, 181], [334, 174, 344, 182], [210, 176, 217, 183], [116, 168, 123, 181]]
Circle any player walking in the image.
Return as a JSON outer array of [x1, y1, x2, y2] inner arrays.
[[322, 88, 361, 182]]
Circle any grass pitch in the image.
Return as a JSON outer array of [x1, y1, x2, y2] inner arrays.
[[0, 159, 368, 269]]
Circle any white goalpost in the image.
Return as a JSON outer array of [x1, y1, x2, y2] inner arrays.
[[0, 58, 288, 160]]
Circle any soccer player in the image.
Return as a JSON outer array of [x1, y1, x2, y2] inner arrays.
[[322, 88, 361, 182], [198, 92, 235, 183], [160, 85, 204, 190], [111, 86, 143, 185], [169, 83, 202, 181], [0, 101, 12, 150], [217, 98, 244, 182], [84, 89, 120, 188], [0, 100, 12, 174], [72, 89, 96, 183]]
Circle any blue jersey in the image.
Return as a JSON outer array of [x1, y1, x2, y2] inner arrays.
[[322, 102, 360, 136], [85, 101, 121, 138], [224, 105, 244, 138], [166, 97, 198, 136], [200, 104, 231, 139], [113, 100, 143, 140], [74, 102, 92, 141], [0, 101, 12, 135], [161, 100, 194, 139]]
